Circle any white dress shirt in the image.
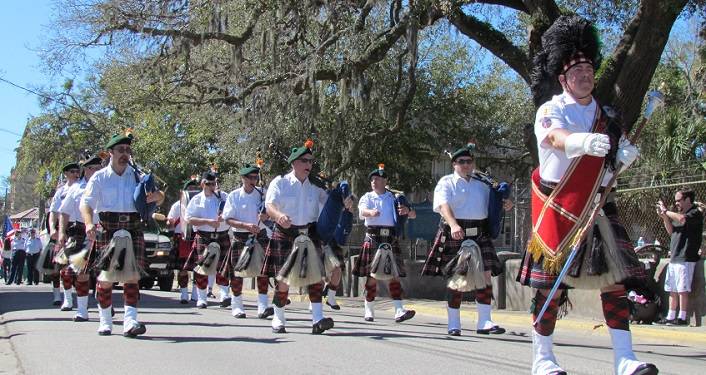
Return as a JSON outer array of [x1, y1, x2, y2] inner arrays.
[[265, 172, 327, 226], [49, 182, 76, 213], [535, 92, 613, 186], [433, 172, 490, 220], [59, 179, 99, 224], [185, 191, 230, 232], [167, 201, 183, 235], [358, 191, 396, 227], [81, 165, 137, 213], [25, 237, 43, 255], [223, 187, 267, 232]]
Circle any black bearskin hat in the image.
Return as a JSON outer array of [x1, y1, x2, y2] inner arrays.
[[530, 15, 602, 107]]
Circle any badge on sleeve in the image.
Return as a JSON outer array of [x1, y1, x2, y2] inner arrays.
[[541, 117, 552, 128]]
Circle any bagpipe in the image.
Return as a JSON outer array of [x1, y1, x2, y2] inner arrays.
[[232, 152, 268, 278], [129, 157, 165, 222], [470, 171, 511, 239]]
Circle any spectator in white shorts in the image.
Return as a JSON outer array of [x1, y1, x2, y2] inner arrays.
[[656, 187, 703, 326]]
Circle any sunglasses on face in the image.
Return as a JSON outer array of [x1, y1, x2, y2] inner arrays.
[[113, 147, 132, 154], [244, 175, 259, 180], [455, 158, 474, 165], [204, 181, 216, 186], [297, 158, 315, 164]]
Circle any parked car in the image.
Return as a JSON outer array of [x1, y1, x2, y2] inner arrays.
[[140, 219, 174, 291]]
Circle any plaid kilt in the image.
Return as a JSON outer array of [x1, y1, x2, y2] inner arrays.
[[227, 230, 269, 278], [192, 230, 231, 274], [171, 233, 196, 270], [67, 222, 99, 275], [353, 227, 405, 277], [94, 212, 146, 273], [517, 199, 647, 290], [421, 219, 502, 277], [262, 223, 322, 278], [53, 222, 87, 270]]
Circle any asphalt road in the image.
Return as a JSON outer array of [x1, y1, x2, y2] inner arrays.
[[1, 284, 704, 375]]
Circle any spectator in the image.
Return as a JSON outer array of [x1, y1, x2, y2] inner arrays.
[[25, 229, 42, 285], [656, 187, 704, 326], [2, 237, 11, 283], [8, 229, 28, 285]]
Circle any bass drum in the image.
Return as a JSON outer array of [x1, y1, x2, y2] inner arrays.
[[179, 189, 200, 239]]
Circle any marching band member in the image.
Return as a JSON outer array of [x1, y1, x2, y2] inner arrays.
[[57, 154, 102, 322], [517, 16, 655, 375], [81, 131, 164, 337], [185, 171, 231, 309], [49, 162, 81, 308], [353, 164, 416, 323], [422, 143, 512, 336], [263, 140, 352, 334], [166, 178, 201, 304], [222, 163, 274, 319]]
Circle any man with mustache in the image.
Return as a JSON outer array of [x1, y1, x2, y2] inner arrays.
[[81, 131, 164, 337]]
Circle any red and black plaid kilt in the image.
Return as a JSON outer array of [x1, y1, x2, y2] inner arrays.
[[194, 230, 231, 272], [421, 219, 501, 277], [173, 234, 196, 270], [95, 212, 146, 272], [68, 222, 100, 274], [261, 223, 321, 278], [517, 200, 647, 290], [230, 230, 269, 259], [352, 227, 406, 278]]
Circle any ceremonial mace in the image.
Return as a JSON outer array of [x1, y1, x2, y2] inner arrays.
[[532, 90, 665, 326]]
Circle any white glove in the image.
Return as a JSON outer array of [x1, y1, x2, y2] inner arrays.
[[617, 139, 639, 172], [564, 132, 610, 158]]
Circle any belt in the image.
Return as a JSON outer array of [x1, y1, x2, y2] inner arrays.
[[444, 218, 488, 237], [539, 179, 615, 196], [366, 226, 396, 237], [197, 230, 229, 239], [276, 223, 315, 238], [99, 212, 140, 223]]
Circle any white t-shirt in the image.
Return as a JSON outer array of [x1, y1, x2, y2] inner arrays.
[[167, 201, 183, 234], [358, 191, 396, 227], [81, 165, 137, 213], [534, 92, 613, 186], [433, 172, 489, 220], [223, 187, 267, 232], [265, 172, 327, 226], [185, 191, 230, 232]]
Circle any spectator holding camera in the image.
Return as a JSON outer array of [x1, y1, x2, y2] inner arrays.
[[656, 187, 704, 326]]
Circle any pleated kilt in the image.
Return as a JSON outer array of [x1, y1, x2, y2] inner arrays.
[[421, 219, 502, 277], [171, 233, 195, 270], [95, 212, 145, 271], [193, 230, 231, 273], [517, 189, 647, 290], [261, 223, 321, 278], [352, 226, 406, 278], [53, 221, 87, 270], [229, 230, 269, 278], [66, 222, 99, 274]]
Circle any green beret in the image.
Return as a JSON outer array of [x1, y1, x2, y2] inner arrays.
[[451, 142, 476, 162], [287, 146, 312, 164], [62, 163, 80, 172], [368, 164, 388, 180], [239, 163, 260, 176], [80, 156, 102, 167], [105, 133, 133, 149], [182, 178, 199, 190]]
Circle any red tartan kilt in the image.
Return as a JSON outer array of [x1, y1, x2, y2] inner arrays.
[[193, 231, 232, 271], [261, 224, 321, 278], [352, 234, 405, 277], [517, 203, 647, 290], [94, 214, 146, 273], [421, 225, 502, 277]]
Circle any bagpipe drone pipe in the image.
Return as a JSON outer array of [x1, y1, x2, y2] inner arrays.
[[470, 171, 511, 239]]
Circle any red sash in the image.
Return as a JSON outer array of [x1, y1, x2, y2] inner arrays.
[[527, 108, 607, 274]]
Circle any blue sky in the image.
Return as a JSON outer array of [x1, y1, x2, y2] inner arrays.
[[0, 0, 54, 182]]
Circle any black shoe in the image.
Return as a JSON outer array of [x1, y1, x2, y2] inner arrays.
[[667, 318, 688, 326], [98, 329, 111, 336], [233, 312, 246, 319], [180, 299, 189, 305], [312, 317, 334, 334], [477, 325, 506, 335], [52, 301, 62, 306], [272, 326, 287, 334], [111, 307, 115, 317], [207, 291, 215, 298], [364, 317, 374, 322], [395, 310, 416, 323], [220, 298, 232, 308], [286, 298, 291, 305], [631, 363, 658, 375], [448, 329, 461, 336], [655, 318, 675, 325], [123, 323, 147, 338], [197, 302, 207, 309], [60, 306, 73, 311], [325, 301, 341, 310], [73, 315, 89, 322], [258, 307, 274, 319]]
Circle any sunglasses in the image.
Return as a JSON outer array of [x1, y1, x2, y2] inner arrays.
[[297, 158, 315, 164], [204, 181, 216, 186], [113, 147, 132, 154], [455, 158, 474, 165], [244, 175, 259, 180]]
